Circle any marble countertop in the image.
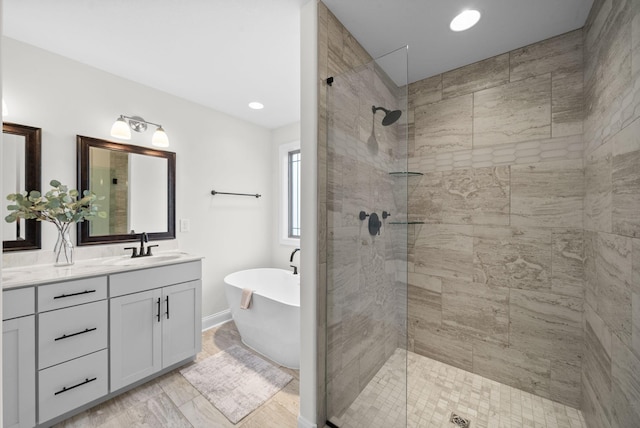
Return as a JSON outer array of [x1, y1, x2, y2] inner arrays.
[[2, 251, 203, 290]]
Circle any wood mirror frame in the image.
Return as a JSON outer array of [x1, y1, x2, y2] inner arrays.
[[2, 122, 42, 252], [76, 135, 176, 246]]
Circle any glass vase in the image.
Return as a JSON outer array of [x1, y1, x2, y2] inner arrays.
[[54, 227, 74, 266]]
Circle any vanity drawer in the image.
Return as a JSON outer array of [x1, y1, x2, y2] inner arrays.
[[38, 349, 108, 424], [38, 276, 107, 312], [110, 260, 202, 297], [38, 300, 108, 369], [3, 287, 35, 320]]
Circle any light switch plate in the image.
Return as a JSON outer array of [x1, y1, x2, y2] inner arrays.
[[180, 218, 190, 232]]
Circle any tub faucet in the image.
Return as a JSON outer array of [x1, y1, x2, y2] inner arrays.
[[290, 248, 300, 275]]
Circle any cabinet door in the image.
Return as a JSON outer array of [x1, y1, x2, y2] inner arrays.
[[3, 316, 36, 428], [110, 289, 162, 392], [162, 280, 201, 368]]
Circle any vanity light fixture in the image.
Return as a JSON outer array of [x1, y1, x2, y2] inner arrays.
[[110, 116, 131, 139], [450, 9, 481, 32], [151, 126, 169, 148], [110, 115, 170, 147], [2, 98, 8, 117]]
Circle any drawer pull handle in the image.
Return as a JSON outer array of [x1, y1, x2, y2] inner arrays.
[[54, 377, 97, 395], [165, 296, 170, 319], [157, 297, 161, 322], [53, 289, 97, 300], [54, 327, 97, 341]]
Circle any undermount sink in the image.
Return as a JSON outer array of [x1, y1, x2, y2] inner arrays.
[[109, 253, 184, 266]]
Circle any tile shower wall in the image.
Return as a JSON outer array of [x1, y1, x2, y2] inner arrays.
[[318, 2, 408, 422], [325, 60, 406, 421], [407, 29, 586, 408], [582, 0, 640, 427], [316, 2, 375, 421]]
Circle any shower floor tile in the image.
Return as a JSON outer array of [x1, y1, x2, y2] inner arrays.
[[333, 349, 587, 428]]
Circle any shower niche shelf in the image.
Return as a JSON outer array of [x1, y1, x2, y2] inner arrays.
[[389, 171, 423, 177]]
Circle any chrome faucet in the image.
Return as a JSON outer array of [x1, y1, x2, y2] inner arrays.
[[124, 232, 158, 258], [289, 248, 300, 275]]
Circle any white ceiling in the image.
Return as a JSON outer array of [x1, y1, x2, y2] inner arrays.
[[324, 0, 594, 85], [3, 0, 594, 130], [2, 0, 305, 130]]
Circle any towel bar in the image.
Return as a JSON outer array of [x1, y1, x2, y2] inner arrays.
[[211, 190, 261, 198]]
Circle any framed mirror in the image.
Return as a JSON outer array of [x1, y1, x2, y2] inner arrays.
[[77, 135, 176, 246], [2, 122, 42, 252]]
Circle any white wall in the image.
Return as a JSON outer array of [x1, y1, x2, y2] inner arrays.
[[2, 37, 275, 319], [299, 1, 318, 426]]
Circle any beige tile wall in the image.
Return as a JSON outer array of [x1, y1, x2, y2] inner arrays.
[[317, 1, 408, 423], [582, 0, 640, 426], [324, 59, 407, 422], [317, 2, 373, 422], [407, 29, 586, 408]]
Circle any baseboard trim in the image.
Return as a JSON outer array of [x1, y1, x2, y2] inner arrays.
[[201, 309, 232, 331], [298, 415, 317, 428]]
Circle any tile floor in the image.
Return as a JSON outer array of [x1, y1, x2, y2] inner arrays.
[[55, 324, 589, 428], [54, 322, 300, 428], [333, 349, 588, 428]]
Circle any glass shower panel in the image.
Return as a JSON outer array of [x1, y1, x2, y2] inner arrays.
[[325, 46, 408, 428]]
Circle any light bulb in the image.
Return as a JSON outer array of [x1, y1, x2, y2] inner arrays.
[[152, 126, 169, 147], [110, 116, 131, 140], [2, 98, 8, 117]]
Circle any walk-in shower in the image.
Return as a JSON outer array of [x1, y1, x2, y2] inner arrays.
[[324, 30, 590, 428], [325, 46, 409, 428], [321, 0, 639, 426]]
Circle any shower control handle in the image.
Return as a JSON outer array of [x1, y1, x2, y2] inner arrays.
[[359, 211, 369, 221], [368, 212, 382, 236], [382, 211, 391, 219]]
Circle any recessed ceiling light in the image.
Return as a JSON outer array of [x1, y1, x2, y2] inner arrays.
[[450, 9, 481, 32], [248, 102, 264, 110]]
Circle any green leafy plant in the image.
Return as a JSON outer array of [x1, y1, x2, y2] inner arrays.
[[5, 180, 106, 236]]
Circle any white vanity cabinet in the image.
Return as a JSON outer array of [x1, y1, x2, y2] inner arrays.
[[1, 256, 202, 427], [2, 287, 36, 428], [109, 261, 202, 392], [37, 276, 109, 423]]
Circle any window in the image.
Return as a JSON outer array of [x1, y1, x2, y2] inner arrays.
[[288, 149, 301, 238], [280, 141, 301, 244]]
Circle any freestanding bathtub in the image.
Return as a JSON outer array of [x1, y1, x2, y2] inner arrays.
[[224, 268, 300, 369]]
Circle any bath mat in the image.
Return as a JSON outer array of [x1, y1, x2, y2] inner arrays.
[[180, 344, 293, 424]]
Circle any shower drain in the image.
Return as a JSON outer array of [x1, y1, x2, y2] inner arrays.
[[450, 412, 471, 428]]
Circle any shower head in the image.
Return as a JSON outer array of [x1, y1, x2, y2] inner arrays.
[[372, 105, 402, 126]]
